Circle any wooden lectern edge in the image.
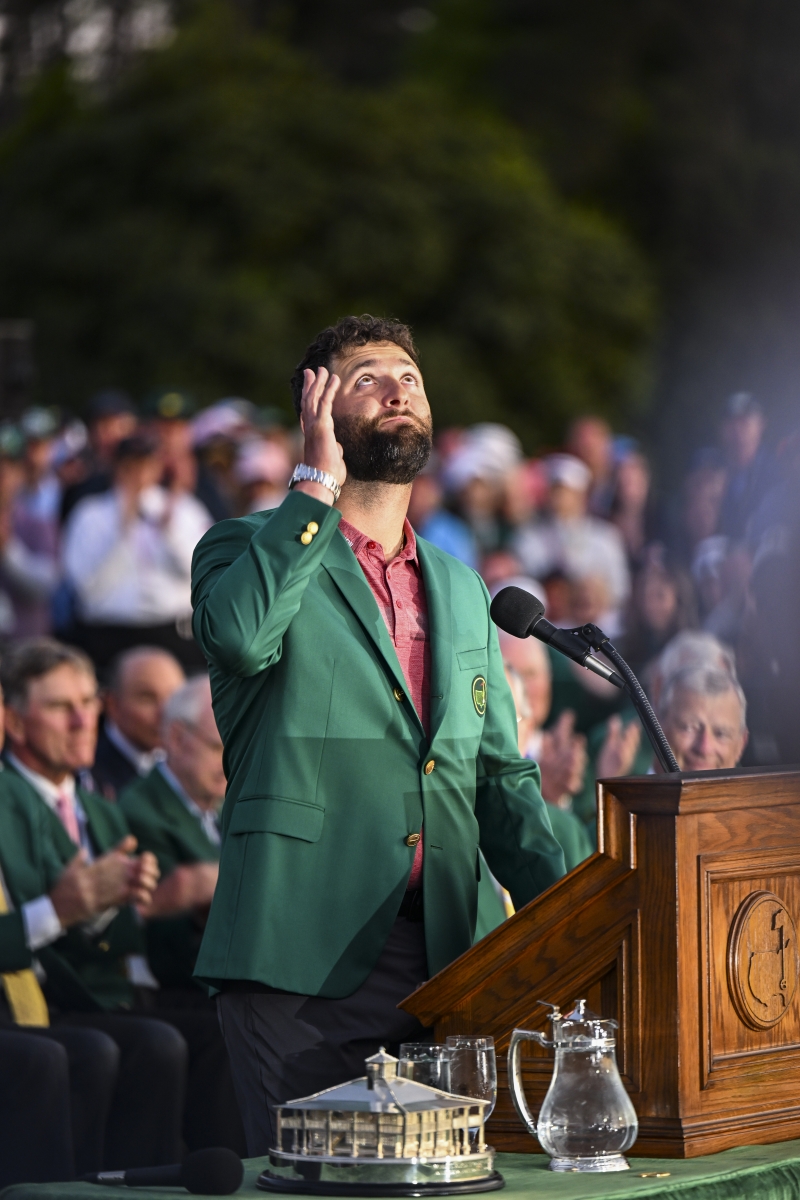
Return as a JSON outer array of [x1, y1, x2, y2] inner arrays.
[[399, 766, 800, 1158], [399, 765, 800, 1028], [399, 773, 645, 1027]]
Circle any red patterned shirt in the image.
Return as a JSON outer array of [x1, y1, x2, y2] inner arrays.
[[338, 516, 429, 888]]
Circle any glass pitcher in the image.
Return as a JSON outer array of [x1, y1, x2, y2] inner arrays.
[[508, 999, 638, 1172]]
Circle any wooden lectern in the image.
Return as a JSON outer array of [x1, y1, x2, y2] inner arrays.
[[400, 767, 800, 1158]]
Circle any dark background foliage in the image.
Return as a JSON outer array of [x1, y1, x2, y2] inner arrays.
[[2, 0, 800, 464]]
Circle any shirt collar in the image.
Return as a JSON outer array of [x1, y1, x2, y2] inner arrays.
[[6, 752, 76, 810], [338, 517, 419, 565], [158, 763, 221, 846], [105, 721, 166, 776]]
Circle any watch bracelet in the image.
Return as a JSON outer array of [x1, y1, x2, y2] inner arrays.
[[289, 463, 342, 502]]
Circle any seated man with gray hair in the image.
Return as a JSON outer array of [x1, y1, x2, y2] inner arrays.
[[657, 664, 748, 772], [93, 646, 185, 801], [120, 675, 223, 1001]]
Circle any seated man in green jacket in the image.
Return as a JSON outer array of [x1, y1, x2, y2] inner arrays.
[[191, 314, 566, 1154], [121, 675, 223, 1001], [1, 637, 245, 1159], [0, 683, 143, 1181]]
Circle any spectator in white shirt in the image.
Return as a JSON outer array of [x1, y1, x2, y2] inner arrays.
[[62, 434, 212, 671], [513, 453, 631, 624]]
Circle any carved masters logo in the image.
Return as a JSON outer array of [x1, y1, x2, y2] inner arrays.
[[472, 675, 487, 717]]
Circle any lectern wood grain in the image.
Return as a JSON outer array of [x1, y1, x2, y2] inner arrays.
[[400, 767, 800, 1157]]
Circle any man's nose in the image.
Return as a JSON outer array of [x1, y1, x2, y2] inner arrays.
[[692, 725, 713, 757], [382, 379, 412, 407]]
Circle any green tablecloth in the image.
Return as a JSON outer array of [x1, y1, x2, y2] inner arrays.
[[5, 1145, 800, 1200], [6, 1144, 800, 1200]]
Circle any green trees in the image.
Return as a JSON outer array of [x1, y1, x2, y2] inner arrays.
[[0, 2, 652, 445]]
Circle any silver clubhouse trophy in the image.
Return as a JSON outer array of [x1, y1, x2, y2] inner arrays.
[[508, 1000, 638, 1173], [257, 1048, 504, 1195]]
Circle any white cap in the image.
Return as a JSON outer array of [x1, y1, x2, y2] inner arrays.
[[442, 423, 522, 491], [545, 453, 592, 491], [235, 439, 291, 486], [192, 402, 249, 448]]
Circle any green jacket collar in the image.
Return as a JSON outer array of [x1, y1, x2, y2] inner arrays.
[[146, 765, 221, 855], [322, 528, 452, 742], [2, 756, 122, 858], [417, 536, 453, 742]]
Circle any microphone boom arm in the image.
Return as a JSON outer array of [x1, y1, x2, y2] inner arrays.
[[554, 621, 680, 774]]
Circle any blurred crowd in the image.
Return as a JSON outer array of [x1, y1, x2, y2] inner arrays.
[[0, 382, 797, 1181], [0, 386, 797, 806]]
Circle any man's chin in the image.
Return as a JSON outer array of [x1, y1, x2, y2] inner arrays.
[[684, 757, 719, 772]]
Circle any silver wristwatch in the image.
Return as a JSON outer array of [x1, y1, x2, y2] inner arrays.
[[289, 463, 342, 502]]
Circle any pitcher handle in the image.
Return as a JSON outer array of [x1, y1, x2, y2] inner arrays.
[[508, 1028, 550, 1139]]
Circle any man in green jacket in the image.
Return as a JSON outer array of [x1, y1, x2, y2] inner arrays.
[[0, 637, 245, 1159], [193, 314, 565, 1154], [121, 675, 223, 998]]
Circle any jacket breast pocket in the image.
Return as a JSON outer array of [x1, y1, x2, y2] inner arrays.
[[457, 647, 488, 671], [228, 797, 324, 843]]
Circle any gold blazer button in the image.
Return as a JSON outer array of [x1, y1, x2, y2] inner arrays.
[[405, 833, 421, 847], [424, 760, 435, 775], [300, 531, 313, 545], [306, 521, 319, 534], [393, 687, 405, 702]]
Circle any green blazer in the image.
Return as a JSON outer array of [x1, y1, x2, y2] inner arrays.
[[1, 764, 143, 1012], [0, 767, 64, 974], [121, 767, 219, 990], [544, 804, 594, 872], [191, 491, 566, 998]]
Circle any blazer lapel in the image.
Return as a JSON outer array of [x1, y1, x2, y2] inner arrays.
[[322, 531, 426, 737], [416, 538, 452, 744]]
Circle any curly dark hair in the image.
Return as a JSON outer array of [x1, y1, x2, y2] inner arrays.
[[290, 315, 419, 416]]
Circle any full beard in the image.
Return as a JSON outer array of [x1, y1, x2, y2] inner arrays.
[[335, 412, 433, 484]]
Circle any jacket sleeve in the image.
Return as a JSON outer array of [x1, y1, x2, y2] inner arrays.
[[474, 589, 566, 910], [191, 491, 343, 676], [0, 912, 32, 972]]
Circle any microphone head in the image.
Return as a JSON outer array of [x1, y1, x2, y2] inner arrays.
[[180, 1148, 244, 1195], [490, 586, 545, 638]]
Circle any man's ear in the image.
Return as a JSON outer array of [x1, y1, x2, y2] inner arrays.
[[737, 727, 749, 765], [3, 704, 26, 747]]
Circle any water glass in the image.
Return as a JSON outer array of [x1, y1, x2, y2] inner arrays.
[[446, 1035, 497, 1140], [397, 1042, 451, 1091]]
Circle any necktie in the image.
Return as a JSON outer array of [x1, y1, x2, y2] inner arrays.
[[55, 789, 81, 847], [0, 885, 49, 1027]]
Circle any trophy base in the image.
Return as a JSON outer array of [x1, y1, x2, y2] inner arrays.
[[548, 1155, 630, 1173], [257, 1170, 505, 1196], [257, 1149, 504, 1195]]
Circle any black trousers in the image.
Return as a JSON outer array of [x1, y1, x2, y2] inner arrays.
[[57, 1013, 187, 1169], [60, 1003, 247, 1165], [217, 915, 430, 1156], [154, 1003, 247, 1156], [0, 1024, 117, 1186]]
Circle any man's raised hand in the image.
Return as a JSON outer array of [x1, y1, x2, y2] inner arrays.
[[49, 837, 161, 926], [128, 850, 161, 915], [295, 367, 346, 505], [49, 850, 98, 926]]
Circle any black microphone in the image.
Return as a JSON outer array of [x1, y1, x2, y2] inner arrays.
[[82, 1147, 244, 1194], [490, 586, 625, 689], [490, 584, 681, 773]]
